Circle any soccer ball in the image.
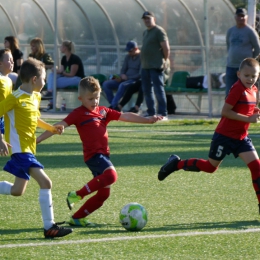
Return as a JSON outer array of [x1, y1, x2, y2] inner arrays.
[[119, 202, 148, 231]]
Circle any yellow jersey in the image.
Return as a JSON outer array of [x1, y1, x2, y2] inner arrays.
[[0, 88, 41, 154], [0, 75, 12, 101]]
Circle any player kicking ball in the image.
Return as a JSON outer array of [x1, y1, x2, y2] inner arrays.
[[158, 57, 260, 213], [37, 76, 163, 227]]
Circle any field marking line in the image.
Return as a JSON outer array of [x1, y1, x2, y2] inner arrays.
[[1, 228, 260, 249]]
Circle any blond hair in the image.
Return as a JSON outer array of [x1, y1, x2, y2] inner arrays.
[[30, 38, 45, 59], [79, 76, 101, 96], [239, 58, 259, 71], [62, 40, 75, 53]]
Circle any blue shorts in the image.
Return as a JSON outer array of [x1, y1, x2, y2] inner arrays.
[[3, 153, 44, 180], [208, 132, 255, 160], [85, 153, 113, 177], [0, 116, 4, 134]]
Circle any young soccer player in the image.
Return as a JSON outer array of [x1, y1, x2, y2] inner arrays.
[[37, 76, 163, 226], [158, 57, 260, 213], [0, 58, 73, 238], [0, 49, 13, 143]]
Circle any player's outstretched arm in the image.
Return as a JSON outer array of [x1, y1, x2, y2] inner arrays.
[[119, 112, 163, 124], [222, 102, 260, 123], [37, 119, 68, 144]]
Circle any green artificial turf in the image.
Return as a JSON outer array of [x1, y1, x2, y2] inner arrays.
[[0, 119, 260, 259]]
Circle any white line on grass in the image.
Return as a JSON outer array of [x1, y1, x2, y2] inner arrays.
[[1, 228, 260, 249]]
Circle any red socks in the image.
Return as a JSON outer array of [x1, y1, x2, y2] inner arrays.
[[76, 168, 117, 198], [73, 188, 110, 219], [248, 160, 260, 203], [72, 168, 117, 219], [178, 158, 217, 173]]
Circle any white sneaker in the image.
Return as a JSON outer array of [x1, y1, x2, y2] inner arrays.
[[157, 114, 168, 121]]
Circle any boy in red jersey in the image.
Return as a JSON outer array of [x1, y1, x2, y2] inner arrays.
[[37, 76, 163, 226], [158, 57, 260, 213]]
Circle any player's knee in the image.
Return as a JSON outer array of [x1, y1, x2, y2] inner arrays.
[[104, 168, 118, 184], [39, 178, 52, 189], [207, 163, 218, 173]]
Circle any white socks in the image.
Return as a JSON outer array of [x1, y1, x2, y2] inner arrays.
[[39, 189, 55, 230], [0, 181, 13, 195]]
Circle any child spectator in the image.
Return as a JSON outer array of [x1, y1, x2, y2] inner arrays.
[[4, 36, 23, 85], [0, 49, 13, 137], [0, 58, 73, 238], [37, 76, 162, 226], [158, 58, 260, 213]]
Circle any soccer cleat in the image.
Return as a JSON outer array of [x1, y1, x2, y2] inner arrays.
[[44, 223, 73, 239], [68, 217, 95, 227], [158, 154, 181, 181], [66, 191, 82, 210]]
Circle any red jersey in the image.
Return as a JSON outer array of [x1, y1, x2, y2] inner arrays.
[[64, 106, 121, 161], [215, 80, 257, 140]]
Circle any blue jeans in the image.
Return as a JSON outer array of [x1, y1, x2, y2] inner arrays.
[[47, 73, 81, 91], [102, 79, 135, 106], [141, 68, 167, 116], [225, 67, 238, 96]]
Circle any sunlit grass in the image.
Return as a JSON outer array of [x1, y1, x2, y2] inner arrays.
[[0, 119, 260, 259]]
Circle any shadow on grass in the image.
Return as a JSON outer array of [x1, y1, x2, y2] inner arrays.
[[1, 220, 259, 241], [77, 219, 260, 235], [0, 228, 44, 241]]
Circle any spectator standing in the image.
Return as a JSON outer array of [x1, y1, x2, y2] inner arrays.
[[225, 8, 260, 96], [29, 37, 54, 70], [141, 11, 170, 118], [102, 41, 141, 111], [118, 59, 174, 114], [4, 36, 23, 85]]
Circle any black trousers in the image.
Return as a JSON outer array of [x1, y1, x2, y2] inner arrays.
[[119, 79, 143, 108]]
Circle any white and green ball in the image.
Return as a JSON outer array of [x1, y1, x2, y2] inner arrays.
[[119, 202, 148, 231]]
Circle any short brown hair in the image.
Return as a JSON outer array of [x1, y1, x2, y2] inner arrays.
[[79, 76, 101, 95], [0, 49, 11, 61], [20, 58, 45, 83], [239, 58, 259, 71]]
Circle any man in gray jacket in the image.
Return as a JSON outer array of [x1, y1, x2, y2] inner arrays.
[[102, 41, 141, 111], [226, 8, 260, 96]]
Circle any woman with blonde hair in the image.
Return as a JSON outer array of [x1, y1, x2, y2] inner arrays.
[[42, 40, 85, 109], [29, 37, 54, 70], [4, 36, 23, 85]]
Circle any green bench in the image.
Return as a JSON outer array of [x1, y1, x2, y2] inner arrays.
[[165, 71, 225, 113]]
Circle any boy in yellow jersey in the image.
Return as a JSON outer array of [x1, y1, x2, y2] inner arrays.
[[0, 58, 73, 238], [0, 49, 13, 139]]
